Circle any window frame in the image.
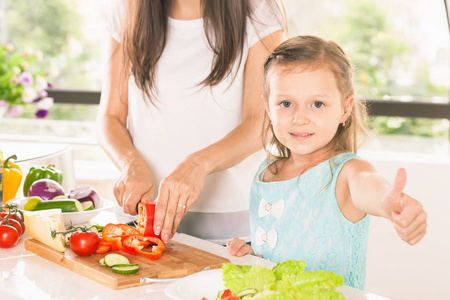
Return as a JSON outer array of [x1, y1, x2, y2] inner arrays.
[[47, 0, 450, 137]]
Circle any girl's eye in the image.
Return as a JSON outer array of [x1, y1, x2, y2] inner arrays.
[[312, 101, 324, 108], [280, 101, 292, 108]]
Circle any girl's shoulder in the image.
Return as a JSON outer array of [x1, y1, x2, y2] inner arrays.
[[338, 154, 377, 180]]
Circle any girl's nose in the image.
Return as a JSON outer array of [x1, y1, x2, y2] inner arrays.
[[292, 109, 309, 125]]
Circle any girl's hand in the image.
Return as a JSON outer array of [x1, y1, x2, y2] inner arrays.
[[227, 238, 255, 257], [154, 158, 208, 242], [381, 168, 428, 245], [114, 162, 155, 215]]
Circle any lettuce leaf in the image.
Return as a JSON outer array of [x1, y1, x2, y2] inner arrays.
[[272, 260, 306, 280], [222, 263, 275, 295], [221, 261, 345, 299]]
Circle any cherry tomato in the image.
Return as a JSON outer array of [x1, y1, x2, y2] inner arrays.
[[0, 218, 23, 236], [0, 224, 19, 248], [69, 231, 100, 256], [0, 212, 25, 233]]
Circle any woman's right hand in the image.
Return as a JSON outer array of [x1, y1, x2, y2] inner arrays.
[[114, 161, 155, 215], [227, 238, 255, 257]]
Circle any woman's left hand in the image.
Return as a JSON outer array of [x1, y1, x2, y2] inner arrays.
[[153, 157, 208, 242]]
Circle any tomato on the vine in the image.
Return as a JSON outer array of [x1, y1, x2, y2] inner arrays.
[[0, 224, 19, 248], [0, 212, 25, 233], [69, 231, 100, 256], [0, 218, 23, 236]]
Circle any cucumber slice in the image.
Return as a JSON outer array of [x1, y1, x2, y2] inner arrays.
[[112, 264, 139, 274], [104, 253, 130, 267], [82, 201, 94, 211], [236, 289, 257, 297], [99, 258, 106, 266]]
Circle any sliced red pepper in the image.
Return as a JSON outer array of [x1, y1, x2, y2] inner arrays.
[[137, 202, 161, 238], [96, 242, 111, 254], [122, 234, 166, 260], [102, 223, 141, 254], [221, 289, 232, 299]]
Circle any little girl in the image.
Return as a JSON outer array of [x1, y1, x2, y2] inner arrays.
[[226, 35, 427, 289]]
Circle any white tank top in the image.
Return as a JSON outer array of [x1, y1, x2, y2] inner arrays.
[[108, 0, 284, 243]]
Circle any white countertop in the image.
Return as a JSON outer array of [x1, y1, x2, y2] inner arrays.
[[0, 210, 390, 300]]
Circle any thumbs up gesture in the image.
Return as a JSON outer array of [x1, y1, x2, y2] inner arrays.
[[381, 168, 428, 245]]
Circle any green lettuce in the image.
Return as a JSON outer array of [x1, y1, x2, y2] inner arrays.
[[222, 263, 275, 295], [220, 261, 345, 299], [272, 260, 306, 280]]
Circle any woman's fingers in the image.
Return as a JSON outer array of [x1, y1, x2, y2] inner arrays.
[[170, 194, 190, 238], [154, 183, 169, 238]]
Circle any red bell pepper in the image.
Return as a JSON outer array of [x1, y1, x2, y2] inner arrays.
[[102, 223, 141, 255], [136, 202, 161, 238], [122, 234, 166, 260]]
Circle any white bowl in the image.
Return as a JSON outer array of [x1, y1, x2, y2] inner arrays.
[[8, 197, 116, 225]]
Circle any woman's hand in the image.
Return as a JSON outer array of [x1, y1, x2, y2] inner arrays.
[[381, 168, 428, 245], [227, 238, 255, 257], [154, 157, 209, 242], [114, 161, 155, 215]]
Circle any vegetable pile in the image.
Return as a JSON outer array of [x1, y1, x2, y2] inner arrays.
[[215, 260, 345, 300]]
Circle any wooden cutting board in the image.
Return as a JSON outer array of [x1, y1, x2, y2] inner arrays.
[[24, 238, 229, 290]]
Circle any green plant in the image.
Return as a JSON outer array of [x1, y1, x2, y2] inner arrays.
[[0, 44, 53, 118]]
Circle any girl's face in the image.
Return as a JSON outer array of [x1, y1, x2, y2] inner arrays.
[[264, 67, 353, 159]]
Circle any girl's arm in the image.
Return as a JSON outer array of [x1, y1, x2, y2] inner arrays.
[[154, 30, 285, 242], [344, 159, 427, 245], [96, 38, 156, 214]]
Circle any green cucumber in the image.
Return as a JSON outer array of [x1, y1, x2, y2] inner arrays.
[[236, 289, 257, 297], [24, 197, 83, 212], [104, 253, 130, 267], [99, 258, 107, 266], [112, 264, 139, 274], [82, 201, 94, 211]]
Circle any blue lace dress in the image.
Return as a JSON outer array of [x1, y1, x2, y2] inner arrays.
[[249, 152, 370, 289]]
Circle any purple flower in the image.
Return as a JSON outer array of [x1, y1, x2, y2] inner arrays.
[[0, 100, 9, 108], [18, 72, 34, 87], [7, 105, 23, 117], [40, 90, 48, 98], [35, 109, 49, 118]]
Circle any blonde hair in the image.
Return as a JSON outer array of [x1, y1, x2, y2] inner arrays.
[[262, 35, 368, 161]]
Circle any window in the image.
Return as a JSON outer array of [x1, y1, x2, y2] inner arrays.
[[0, 0, 449, 156]]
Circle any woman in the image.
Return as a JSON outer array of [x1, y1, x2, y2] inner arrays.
[[97, 0, 285, 244]]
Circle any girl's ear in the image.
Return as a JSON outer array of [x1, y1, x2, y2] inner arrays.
[[341, 95, 354, 123]]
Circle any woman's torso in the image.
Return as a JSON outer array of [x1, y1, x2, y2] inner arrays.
[[108, 0, 284, 244]]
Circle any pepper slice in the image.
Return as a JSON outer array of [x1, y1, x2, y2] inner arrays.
[[102, 223, 141, 255], [122, 234, 166, 260], [136, 202, 161, 238]]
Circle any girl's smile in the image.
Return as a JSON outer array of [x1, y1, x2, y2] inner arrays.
[[265, 67, 352, 159]]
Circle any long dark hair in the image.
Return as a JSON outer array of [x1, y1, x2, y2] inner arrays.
[[122, 0, 278, 104]]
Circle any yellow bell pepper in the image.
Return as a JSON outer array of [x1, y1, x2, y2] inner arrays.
[[3, 155, 22, 203]]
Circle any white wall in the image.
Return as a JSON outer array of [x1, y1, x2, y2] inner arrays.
[[362, 151, 450, 300]]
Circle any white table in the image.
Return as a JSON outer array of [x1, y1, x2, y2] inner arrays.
[[0, 210, 390, 300]]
